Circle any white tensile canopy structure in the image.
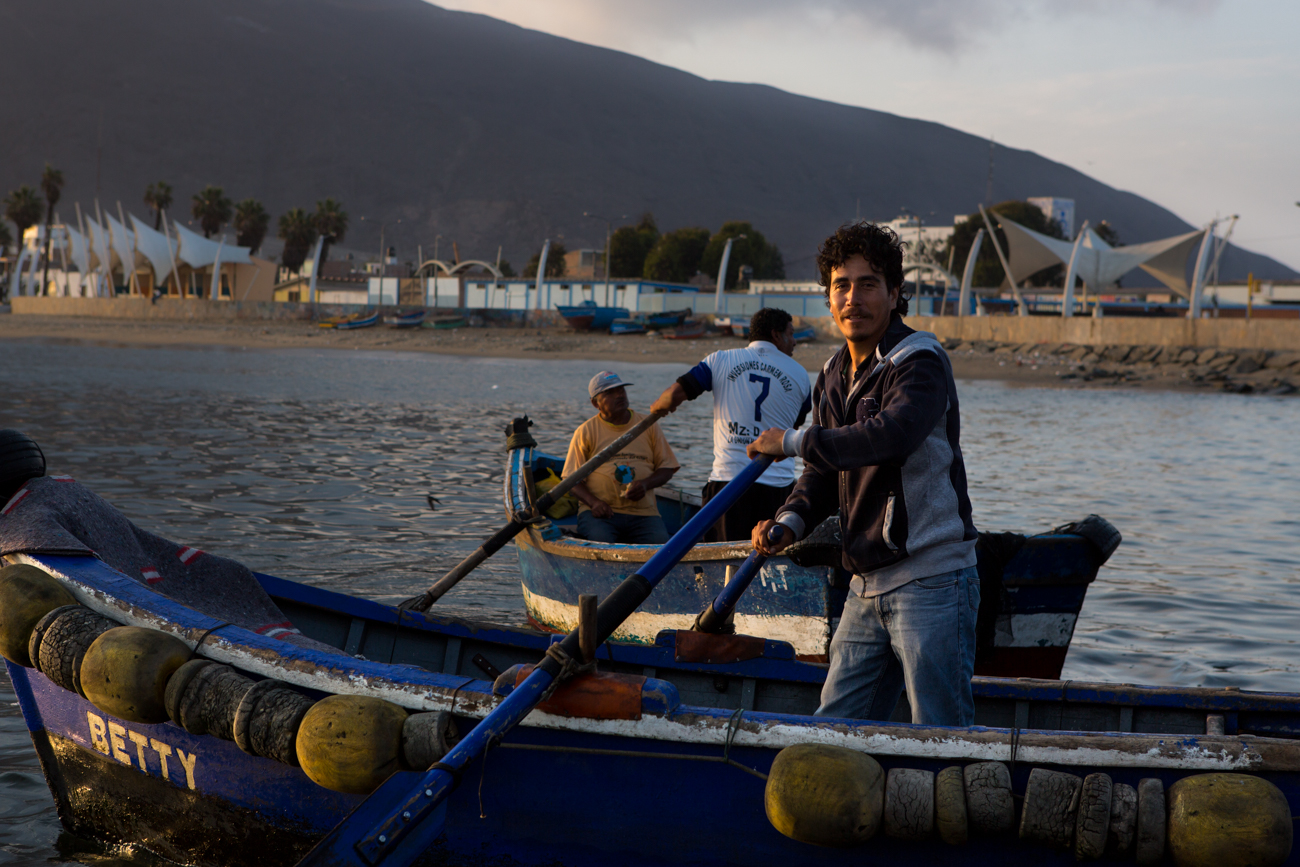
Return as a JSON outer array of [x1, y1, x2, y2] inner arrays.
[[128, 214, 179, 286], [171, 222, 253, 299], [103, 214, 140, 292], [988, 213, 1215, 317]]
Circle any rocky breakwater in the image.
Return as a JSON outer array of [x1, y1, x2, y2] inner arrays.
[[942, 339, 1300, 396]]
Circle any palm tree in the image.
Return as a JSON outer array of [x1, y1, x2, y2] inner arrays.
[[277, 208, 318, 273], [3, 186, 44, 299], [39, 164, 65, 297], [144, 181, 173, 230], [234, 199, 270, 254], [312, 198, 348, 262], [191, 185, 232, 238]]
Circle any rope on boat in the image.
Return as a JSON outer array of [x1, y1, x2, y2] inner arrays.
[[189, 621, 230, 659]]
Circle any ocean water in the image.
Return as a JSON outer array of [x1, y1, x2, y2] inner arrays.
[[1, 337, 1298, 864]]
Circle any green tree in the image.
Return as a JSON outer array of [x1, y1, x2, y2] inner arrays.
[[497, 259, 516, 278], [1094, 221, 1121, 247], [700, 221, 785, 289], [39, 164, 64, 296], [191, 185, 232, 238], [233, 199, 270, 254], [0, 220, 11, 260], [524, 243, 566, 278], [277, 208, 318, 273], [944, 200, 1067, 288], [2, 186, 41, 303], [608, 212, 659, 278], [313, 198, 348, 262], [4, 186, 43, 251], [643, 227, 710, 282], [144, 182, 173, 231]]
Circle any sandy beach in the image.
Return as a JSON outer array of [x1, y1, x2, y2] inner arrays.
[[3, 313, 1297, 395]]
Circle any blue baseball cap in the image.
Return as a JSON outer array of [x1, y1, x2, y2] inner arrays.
[[588, 370, 631, 398]]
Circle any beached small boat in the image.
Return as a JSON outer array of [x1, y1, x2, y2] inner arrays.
[[792, 325, 817, 343], [422, 314, 466, 330], [609, 318, 647, 335], [643, 307, 693, 330], [507, 434, 1116, 677], [382, 310, 426, 329], [556, 300, 630, 332], [712, 315, 740, 335], [662, 319, 707, 340], [319, 311, 380, 330], [5, 473, 1300, 867]]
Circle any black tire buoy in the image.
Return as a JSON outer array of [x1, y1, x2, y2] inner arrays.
[[0, 429, 45, 502]]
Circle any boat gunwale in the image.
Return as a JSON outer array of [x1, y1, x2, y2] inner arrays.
[[10, 553, 1300, 773]]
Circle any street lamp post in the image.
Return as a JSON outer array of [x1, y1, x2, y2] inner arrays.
[[584, 212, 625, 306], [360, 216, 400, 307], [714, 233, 747, 314]]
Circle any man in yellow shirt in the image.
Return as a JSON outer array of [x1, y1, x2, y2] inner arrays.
[[564, 371, 680, 544]]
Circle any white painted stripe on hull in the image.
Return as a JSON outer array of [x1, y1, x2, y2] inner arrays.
[[522, 584, 828, 657], [994, 613, 1077, 647]]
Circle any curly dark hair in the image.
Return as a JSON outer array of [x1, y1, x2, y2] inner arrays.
[[816, 221, 911, 317], [749, 307, 793, 344]]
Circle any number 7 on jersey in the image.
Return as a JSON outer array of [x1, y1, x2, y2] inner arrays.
[[749, 374, 771, 422]]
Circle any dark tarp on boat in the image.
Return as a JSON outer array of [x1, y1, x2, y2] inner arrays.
[[0, 476, 337, 653]]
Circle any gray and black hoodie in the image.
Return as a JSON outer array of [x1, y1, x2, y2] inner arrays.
[[776, 317, 978, 597]]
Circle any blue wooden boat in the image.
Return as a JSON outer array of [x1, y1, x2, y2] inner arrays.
[[383, 310, 426, 329], [6, 545, 1300, 867], [609, 318, 647, 335], [507, 436, 1114, 679], [792, 325, 817, 343], [644, 307, 693, 330], [332, 310, 380, 330], [556, 300, 630, 332]]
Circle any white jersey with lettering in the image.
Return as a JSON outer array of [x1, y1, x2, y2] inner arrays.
[[687, 340, 812, 486]]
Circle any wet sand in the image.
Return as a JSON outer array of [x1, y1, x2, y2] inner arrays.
[[3, 314, 1297, 395]]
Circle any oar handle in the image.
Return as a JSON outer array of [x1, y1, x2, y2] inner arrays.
[[402, 410, 667, 611], [296, 456, 775, 867], [694, 524, 785, 634]]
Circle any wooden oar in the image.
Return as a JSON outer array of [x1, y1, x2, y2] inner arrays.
[[295, 455, 775, 867], [692, 524, 785, 634], [400, 411, 666, 612]]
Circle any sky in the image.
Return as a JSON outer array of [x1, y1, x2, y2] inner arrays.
[[430, 0, 1300, 271]]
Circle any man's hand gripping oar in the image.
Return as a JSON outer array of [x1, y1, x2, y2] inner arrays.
[[400, 413, 665, 612], [296, 454, 775, 867]]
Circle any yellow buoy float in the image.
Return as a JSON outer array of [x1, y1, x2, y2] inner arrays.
[[1167, 773, 1292, 867], [79, 626, 191, 724], [0, 563, 76, 667], [295, 695, 409, 794], [764, 743, 884, 847]]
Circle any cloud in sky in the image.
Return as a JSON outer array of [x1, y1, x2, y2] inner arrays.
[[433, 0, 1299, 268], [445, 0, 1221, 53]]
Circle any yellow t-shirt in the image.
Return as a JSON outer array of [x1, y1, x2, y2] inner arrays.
[[563, 411, 680, 517]]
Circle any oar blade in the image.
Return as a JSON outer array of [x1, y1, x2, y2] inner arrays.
[[297, 773, 448, 867]]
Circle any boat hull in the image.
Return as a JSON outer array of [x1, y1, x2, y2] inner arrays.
[[509, 446, 1100, 676], [9, 552, 1300, 867], [16, 657, 1300, 867]]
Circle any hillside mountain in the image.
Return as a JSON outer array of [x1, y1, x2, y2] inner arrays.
[[1, 0, 1291, 281]]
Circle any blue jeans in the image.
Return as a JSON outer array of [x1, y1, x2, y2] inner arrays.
[[576, 510, 670, 545], [815, 565, 980, 726]]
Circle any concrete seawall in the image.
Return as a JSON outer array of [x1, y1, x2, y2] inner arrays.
[[9, 297, 563, 327], [10, 297, 1299, 351], [900, 315, 1300, 352]]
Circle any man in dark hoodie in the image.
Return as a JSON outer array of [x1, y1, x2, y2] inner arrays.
[[747, 222, 980, 726]]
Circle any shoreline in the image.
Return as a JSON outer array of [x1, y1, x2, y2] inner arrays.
[[3, 314, 1297, 395]]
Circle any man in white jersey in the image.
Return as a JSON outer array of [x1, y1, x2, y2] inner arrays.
[[650, 308, 812, 542]]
